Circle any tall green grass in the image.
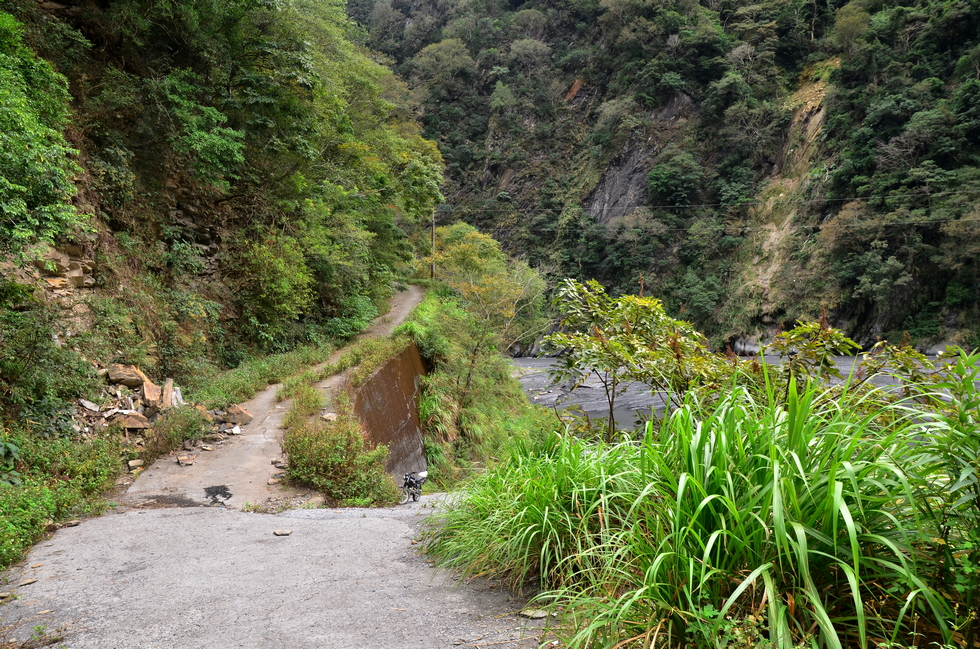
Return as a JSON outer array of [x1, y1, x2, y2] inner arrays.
[[425, 378, 954, 649]]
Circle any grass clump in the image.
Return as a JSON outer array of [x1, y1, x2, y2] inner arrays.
[[282, 395, 398, 507], [424, 377, 965, 649], [141, 406, 213, 462]]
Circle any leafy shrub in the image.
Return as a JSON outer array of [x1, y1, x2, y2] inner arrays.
[[0, 430, 120, 567], [0, 11, 84, 257], [144, 406, 212, 462], [282, 407, 398, 507], [0, 278, 101, 416], [647, 145, 705, 207]]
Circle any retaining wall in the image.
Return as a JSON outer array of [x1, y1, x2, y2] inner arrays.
[[352, 341, 427, 477]]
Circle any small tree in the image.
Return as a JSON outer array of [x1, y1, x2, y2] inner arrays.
[[543, 279, 720, 441], [425, 223, 549, 405]]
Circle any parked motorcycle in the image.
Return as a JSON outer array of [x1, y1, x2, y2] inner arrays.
[[399, 470, 427, 504]]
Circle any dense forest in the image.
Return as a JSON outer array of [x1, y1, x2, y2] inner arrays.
[[0, 0, 444, 420], [349, 0, 980, 347]]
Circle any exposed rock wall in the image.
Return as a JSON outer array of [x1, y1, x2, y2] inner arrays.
[[352, 342, 427, 477]]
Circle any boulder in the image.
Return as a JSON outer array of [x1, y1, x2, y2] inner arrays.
[[117, 413, 151, 430], [161, 378, 174, 409], [108, 364, 149, 387], [221, 404, 253, 425], [143, 380, 162, 407]]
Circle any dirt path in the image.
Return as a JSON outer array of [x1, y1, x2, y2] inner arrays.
[[1, 285, 554, 648], [119, 284, 426, 512]]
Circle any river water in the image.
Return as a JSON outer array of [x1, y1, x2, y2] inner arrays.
[[510, 356, 930, 430]]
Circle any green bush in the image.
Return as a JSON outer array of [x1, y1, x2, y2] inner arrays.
[[0, 11, 84, 257], [144, 406, 213, 461], [0, 278, 101, 418], [0, 430, 120, 567], [282, 408, 398, 507]]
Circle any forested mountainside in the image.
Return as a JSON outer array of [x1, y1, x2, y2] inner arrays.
[[1, 0, 442, 418], [350, 0, 980, 347]]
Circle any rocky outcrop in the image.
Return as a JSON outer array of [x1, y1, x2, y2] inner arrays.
[[32, 245, 96, 289]]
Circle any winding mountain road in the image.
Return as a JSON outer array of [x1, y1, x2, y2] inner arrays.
[[1, 286, 553, 648]]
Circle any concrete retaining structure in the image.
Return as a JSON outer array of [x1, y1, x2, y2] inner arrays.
[[352, 341, 427, 477]]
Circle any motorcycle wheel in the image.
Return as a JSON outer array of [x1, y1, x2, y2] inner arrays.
[[399, 487, 410, 505], [411, 488, 420, 502]]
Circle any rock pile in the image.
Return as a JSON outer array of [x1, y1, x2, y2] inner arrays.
[[73, 363, 253, 471]]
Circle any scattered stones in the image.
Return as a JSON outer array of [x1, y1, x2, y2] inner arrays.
[[127, 459, 144, 470], [107, 364, 149, 388], [183, 440, 196, 451], [519, 609, 548, 619], [62, 520, 80, 527], [321, 411, 338, 422], [195, 404, 214, 422], [267, 477, 279, 485], [176, 455, 197, 466], [229, 425, 242, 436], [273, 529, 292, 536], [201, 445, 214, 452], [79, 398, 101, 412], [18, 579, 38, 587], [221, 404, 253, 425], [0, 592, 11, 599]]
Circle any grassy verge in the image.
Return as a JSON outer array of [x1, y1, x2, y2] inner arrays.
[[186, 343, 338, 409], [396, 291, 550, 488], [424, 374, 977, 649], [0, 425, 120, 567]]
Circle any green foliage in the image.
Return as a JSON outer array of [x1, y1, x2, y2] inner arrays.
[[419, 223, 549, 405], [144, 406, 213, 462], [154, 69, 245, 189], [0, 427, 120, 567], [282, 401, 399, 507], [0, 278, 101, 418], [0, 11, 83, 257], [647, 146, 706, 207], [397, 290, 545, 484], [425, 379, 957, 649], [236, 236, 315, 351], [544, 279, 731, 438]]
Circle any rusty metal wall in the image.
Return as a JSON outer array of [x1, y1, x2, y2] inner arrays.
[[352, 341, 427, 477]]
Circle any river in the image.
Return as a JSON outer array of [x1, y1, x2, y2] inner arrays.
[[510, 355, 934, 430]]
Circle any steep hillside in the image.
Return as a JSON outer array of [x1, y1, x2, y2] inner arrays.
[[1, 0, 443, 425], [351, 0, 980, 348]]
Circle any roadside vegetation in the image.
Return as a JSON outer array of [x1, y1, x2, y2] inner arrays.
[[1, 0, 444, 567], [425, 280, 980, 649]]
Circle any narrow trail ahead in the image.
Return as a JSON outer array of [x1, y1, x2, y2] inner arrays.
[[1, 286, 553, 648]]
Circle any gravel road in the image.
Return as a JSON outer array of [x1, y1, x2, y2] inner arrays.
[[1, 286, 556, 648]]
